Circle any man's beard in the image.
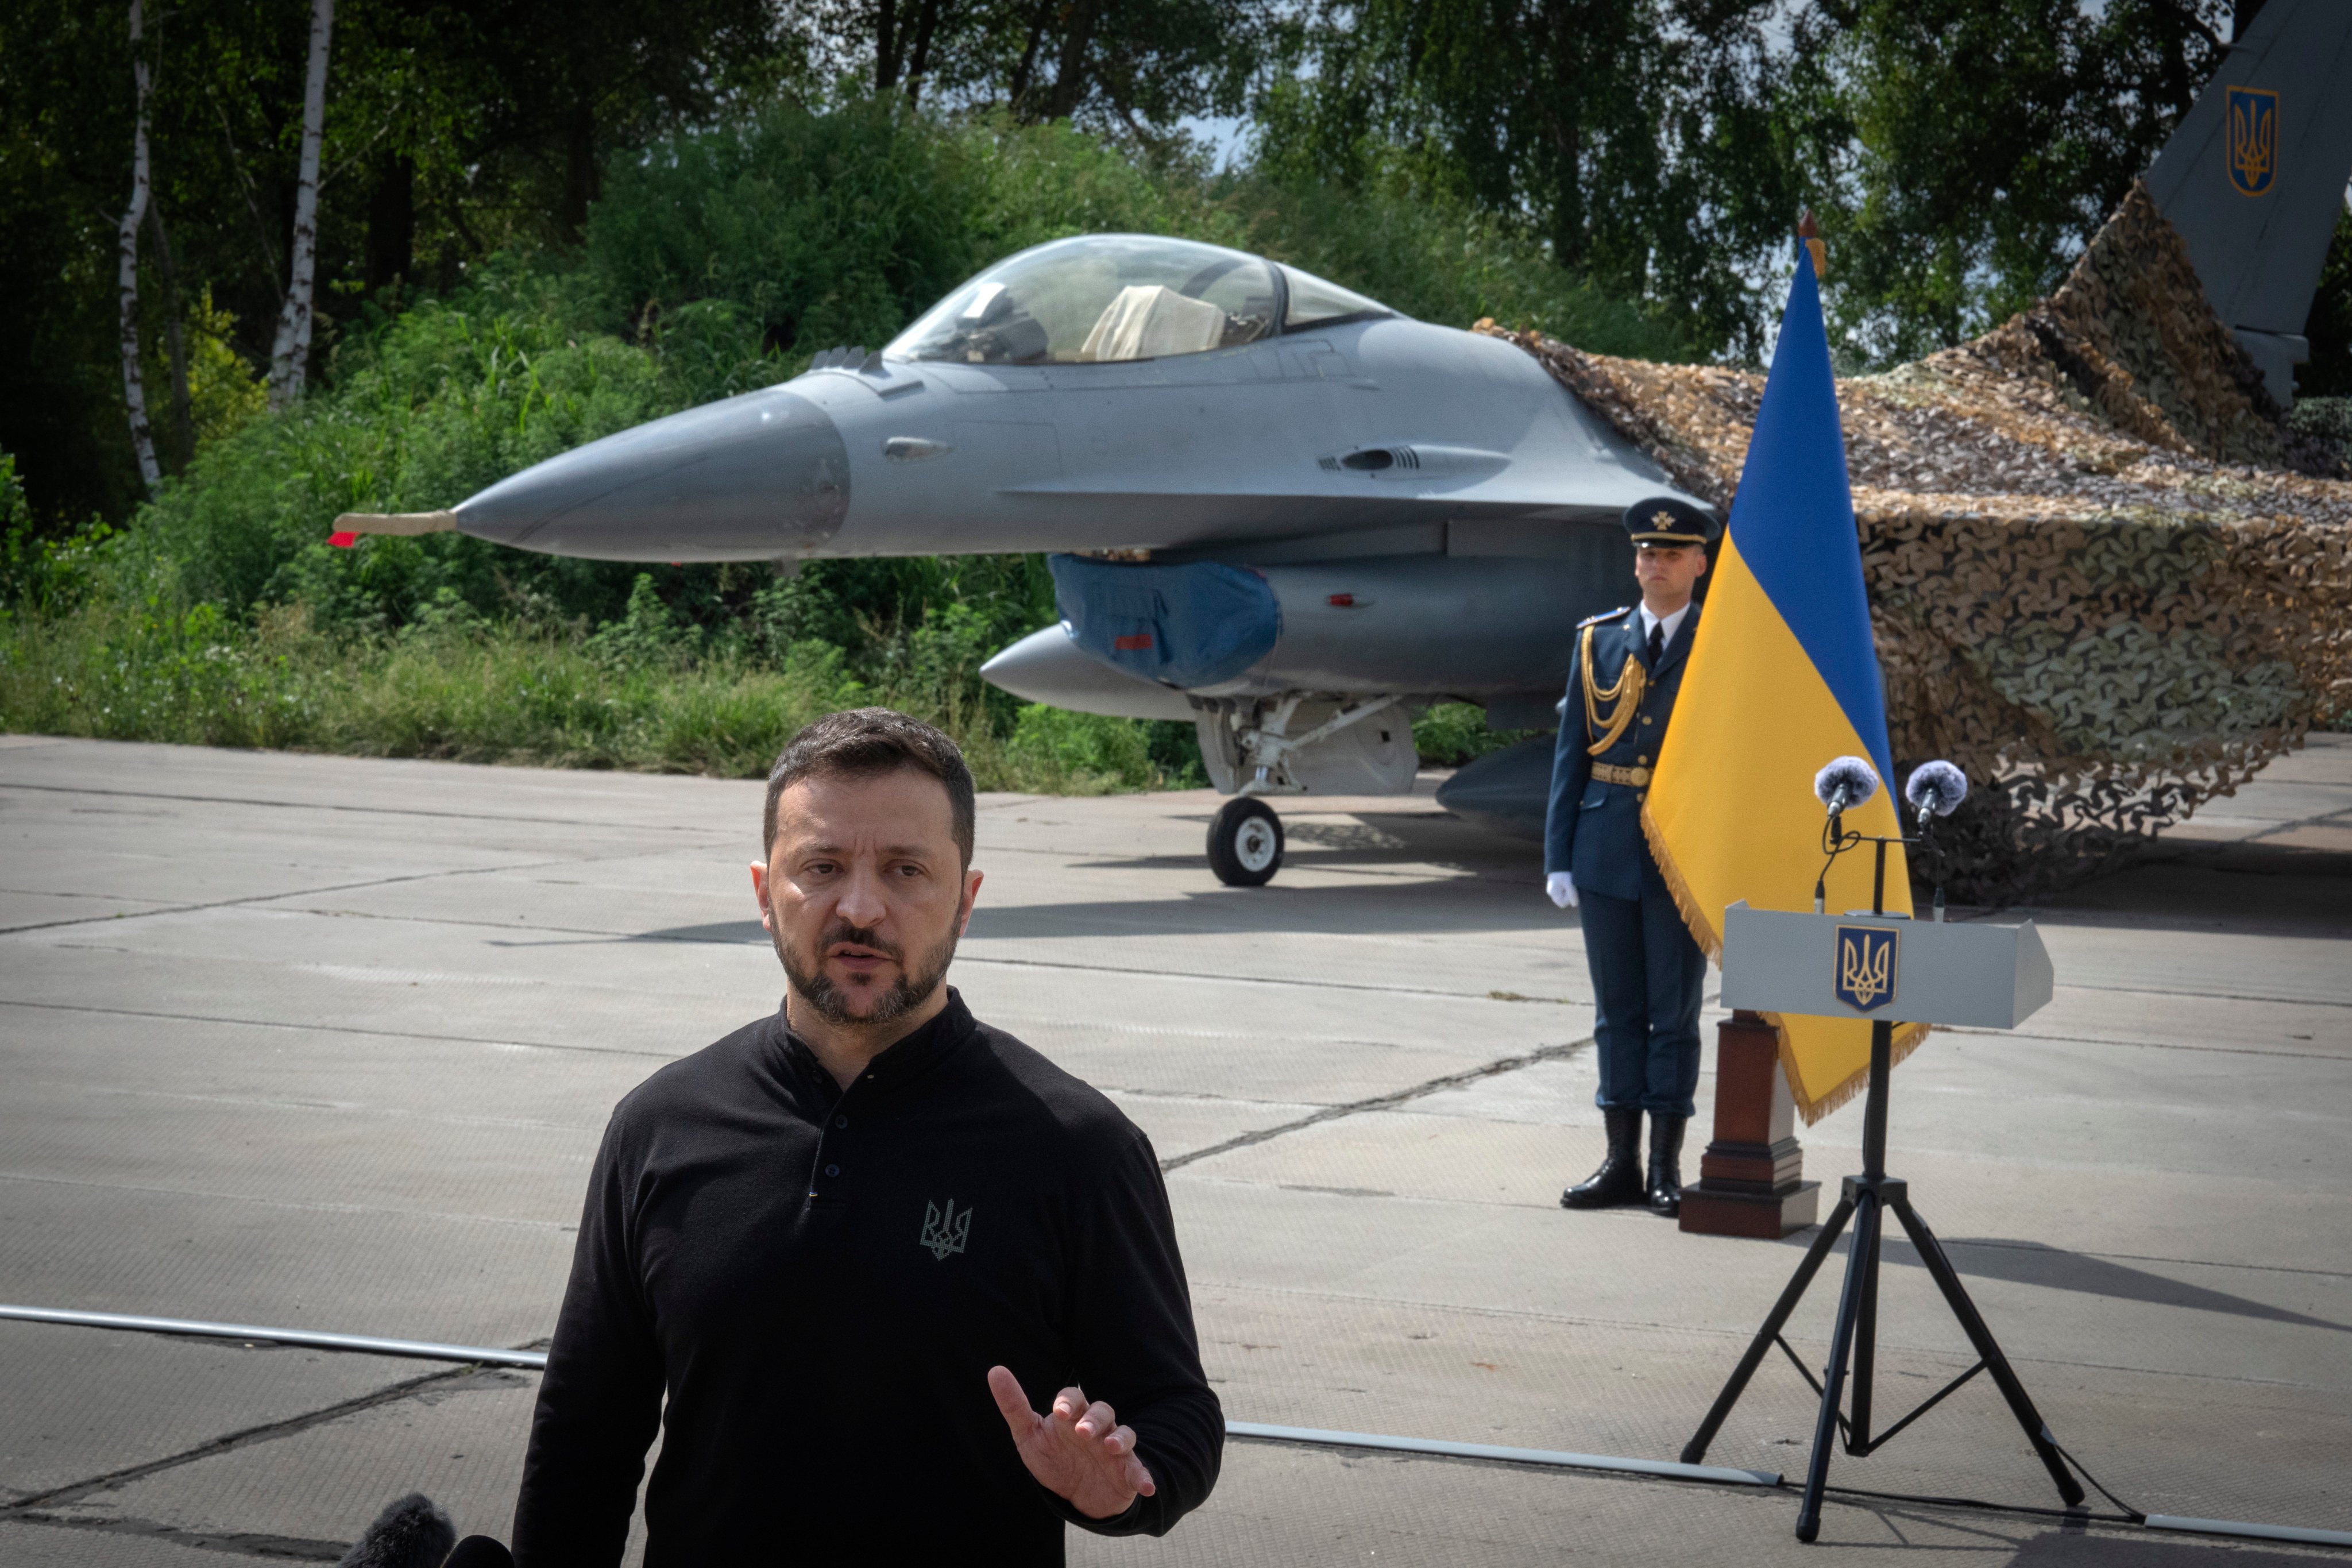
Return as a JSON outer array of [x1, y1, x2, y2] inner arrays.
[[775, 916, 960, 1027]]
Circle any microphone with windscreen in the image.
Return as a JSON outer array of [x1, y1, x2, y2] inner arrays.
[[1809, 757, 1879, 912], [1905, 760, 1968, 921], [1813, 756, 1880, 820], [1905, 759, 1968, 820]]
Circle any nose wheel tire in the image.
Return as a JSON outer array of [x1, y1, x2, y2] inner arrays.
[[1207, 797, 1284, 887]]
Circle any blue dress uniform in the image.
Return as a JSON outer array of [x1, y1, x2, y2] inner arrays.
[[1547, 496, 1716, 1215]]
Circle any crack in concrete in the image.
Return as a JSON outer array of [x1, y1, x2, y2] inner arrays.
[[0, 1365, 507, 1517], [2054, 980, 2352, 1009], [967, 952, 1588, 1003], [0, 1168, 575, 1231], [0, 858, 594, 939], [4, 1511, 349, 1561], [1936, 1024, 2350, 1061], [1161, 1035, 1594, 1172], [1191, 1279, 2351, 1392], [161, 899, 1596, 1006], [0, 998, 679, 1060], [0, 886, 160, 903], [0, 778, 741, 836]]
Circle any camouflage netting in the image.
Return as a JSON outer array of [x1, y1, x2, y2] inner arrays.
[[1486, 183, 2352, 902]]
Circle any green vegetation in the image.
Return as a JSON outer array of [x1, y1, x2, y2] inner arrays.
[[1409, 702, 1541, 768], [0, 596, 1206, 791], [3, 103, 1656, 787], [15, 0, 2344, 781]]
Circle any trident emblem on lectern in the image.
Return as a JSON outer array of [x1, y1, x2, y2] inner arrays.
[[1834, 925, 1899, 1011]]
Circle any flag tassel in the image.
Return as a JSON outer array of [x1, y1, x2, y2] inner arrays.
[[1640, 799, 1723, 964]]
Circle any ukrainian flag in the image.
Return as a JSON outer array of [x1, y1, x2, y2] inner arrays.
[[1643, 241, 1924, 1121]]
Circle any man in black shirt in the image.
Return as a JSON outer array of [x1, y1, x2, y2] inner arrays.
[[512, 709, 1222, 1564]]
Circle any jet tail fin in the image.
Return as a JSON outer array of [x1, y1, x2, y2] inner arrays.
[[2145, 0, 2352, 404]]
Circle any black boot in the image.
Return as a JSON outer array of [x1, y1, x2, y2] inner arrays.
[[1562, 1107, 1646, 1208], [1646, 1113, 1687, 1217]]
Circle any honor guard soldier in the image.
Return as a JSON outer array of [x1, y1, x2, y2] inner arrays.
[[1545, 496, 1718, 1216]]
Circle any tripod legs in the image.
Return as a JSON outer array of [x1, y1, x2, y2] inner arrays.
[[1680, 1194, 1855, 1466], [1887, 1195, 2084, 1507], [1794, 1189, 1882, 1540], [1685, 1176, 2083, 1542], [1853, 1189, 1882, 1440]]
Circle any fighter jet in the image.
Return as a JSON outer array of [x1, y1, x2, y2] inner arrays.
[[336, 0, 2352, 888], [338, 234, 1706, 883]]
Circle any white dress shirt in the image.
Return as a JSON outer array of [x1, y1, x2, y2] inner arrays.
[[1638, 600, 1691, 654]]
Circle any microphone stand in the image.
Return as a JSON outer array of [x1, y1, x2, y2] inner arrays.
[[1918, 805, 1949, 922], [1810, 808, 1859, 913], [1682, 801, 2084, 1540]]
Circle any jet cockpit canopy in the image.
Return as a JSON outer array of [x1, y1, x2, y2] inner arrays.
[[885, 234, 1395, 367]]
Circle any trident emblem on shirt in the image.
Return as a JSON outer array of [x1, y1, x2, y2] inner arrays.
[[1834, 925, 1899, 1013], [920, 1199, 972, 1261]]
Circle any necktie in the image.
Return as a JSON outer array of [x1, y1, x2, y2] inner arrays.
[[1648, 621, 1665, 667]]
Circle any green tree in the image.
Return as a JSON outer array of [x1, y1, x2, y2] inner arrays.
[[1252, 0, 1795, 358], [2299, 203, 2352, 400], [0, 0, 794, 528], [1257, 0, 2261, 365], [1781, 0, 2233, 362], [440, 0, 789, 240], [839, 0, 1268, 150]]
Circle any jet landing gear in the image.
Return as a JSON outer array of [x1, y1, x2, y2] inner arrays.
[[1196, 693, 1412, 888], [1207, 797, 1284, 887]]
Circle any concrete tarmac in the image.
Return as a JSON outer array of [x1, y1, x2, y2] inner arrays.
[[1, 733, 2346, 1565]]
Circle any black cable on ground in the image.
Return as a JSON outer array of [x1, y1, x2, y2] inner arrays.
[[1802, 1477, 2134, 1527], [1784, 1438, 2154, 1533], [2053, 1441, 2148, 1523]]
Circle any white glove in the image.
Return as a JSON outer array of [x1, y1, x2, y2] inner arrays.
[[1546, 871, 1578, 909]]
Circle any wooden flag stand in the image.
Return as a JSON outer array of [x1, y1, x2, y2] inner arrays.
[[1679, 1011, 1820, 1239]]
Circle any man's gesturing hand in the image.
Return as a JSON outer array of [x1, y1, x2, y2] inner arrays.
[[987, 1365, 1154, 1519]]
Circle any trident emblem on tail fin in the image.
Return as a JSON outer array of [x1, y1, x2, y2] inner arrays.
[[2226, 86, 2280, 197]]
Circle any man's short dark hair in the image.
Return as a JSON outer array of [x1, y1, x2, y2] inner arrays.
[[763, 708, 976, 867]]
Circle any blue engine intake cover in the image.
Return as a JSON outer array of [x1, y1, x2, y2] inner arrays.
[[1048, 555, 1280, 689]]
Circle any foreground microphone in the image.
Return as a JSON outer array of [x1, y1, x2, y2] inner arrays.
[[1810, 756, 1878, 912], [335, 1494, 455, 1568], [1813, 756, 1880, 820], [1905, 759, 1968, 820]]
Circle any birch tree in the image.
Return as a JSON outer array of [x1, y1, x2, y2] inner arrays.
[[117, 0, 160, 491], [267, 0, 335, 409]]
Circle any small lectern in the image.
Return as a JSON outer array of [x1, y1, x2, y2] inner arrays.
[[1720, 902, 2052, 1029], [1681, 901, 2085, 1540]]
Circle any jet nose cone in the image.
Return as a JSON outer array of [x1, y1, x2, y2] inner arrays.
[[455, 387, 849, 561]]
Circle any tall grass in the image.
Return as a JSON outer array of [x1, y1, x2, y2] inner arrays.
[[0, 600, 1192, 791]]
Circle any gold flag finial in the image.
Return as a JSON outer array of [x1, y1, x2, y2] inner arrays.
[[1798, 209, 1826, 279]]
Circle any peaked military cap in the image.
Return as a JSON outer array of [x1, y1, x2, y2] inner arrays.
[[1624, 495, 1720, 547]]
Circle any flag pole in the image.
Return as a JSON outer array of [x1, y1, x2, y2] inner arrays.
[[1676, 217, 2086, 1538]]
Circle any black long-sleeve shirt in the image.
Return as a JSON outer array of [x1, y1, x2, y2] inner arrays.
[[511, 988, 1222, 1565]]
